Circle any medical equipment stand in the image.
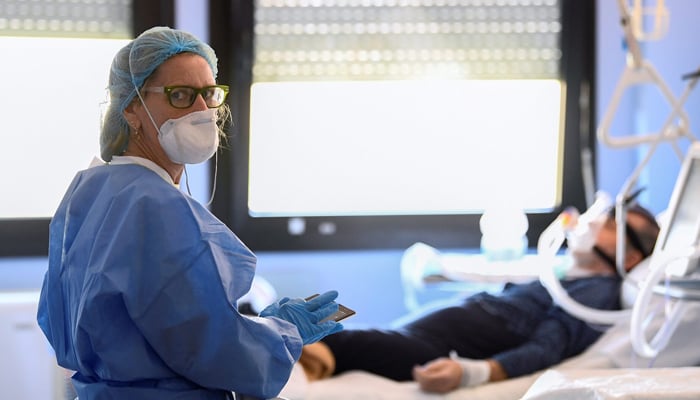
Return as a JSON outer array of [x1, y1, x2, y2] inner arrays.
[[598, 0, 699, 278]]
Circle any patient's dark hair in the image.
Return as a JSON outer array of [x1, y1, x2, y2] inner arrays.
[[625, 205, 661, 258]]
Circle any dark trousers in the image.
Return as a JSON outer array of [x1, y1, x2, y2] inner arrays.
[[322, 301, 527, 381]]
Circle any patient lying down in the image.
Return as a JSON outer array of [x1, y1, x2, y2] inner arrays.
[[299, 206, 660, 393]]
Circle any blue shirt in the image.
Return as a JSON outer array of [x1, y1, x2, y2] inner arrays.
[[475, 277, 621, 378], [38, 163, 302, 400]]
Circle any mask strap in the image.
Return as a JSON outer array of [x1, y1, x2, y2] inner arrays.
[[182, 159, 217, 207], [134, 87, 162, 137], [593, 245, 621, 276], [205, 151, 218, 208], [183, 166, 192, 196]]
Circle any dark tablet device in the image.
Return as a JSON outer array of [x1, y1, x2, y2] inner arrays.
[[305, 294, 356, 322]]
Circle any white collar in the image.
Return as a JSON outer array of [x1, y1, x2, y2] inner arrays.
[[90, 156, 178, 187]]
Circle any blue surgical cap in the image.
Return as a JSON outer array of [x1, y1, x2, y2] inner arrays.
[[100, 27, 219, 161]]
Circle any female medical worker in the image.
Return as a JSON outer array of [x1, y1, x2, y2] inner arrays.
[[37, 27, 342, 400]]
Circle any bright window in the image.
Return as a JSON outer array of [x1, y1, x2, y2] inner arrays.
[[0, 37, 129, 219], [212, 0, 595, 250], [0, 0, 134, 256], [249, 79, 563, 216]]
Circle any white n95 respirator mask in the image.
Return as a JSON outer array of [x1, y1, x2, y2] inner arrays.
[[158, 109, 220, 164]]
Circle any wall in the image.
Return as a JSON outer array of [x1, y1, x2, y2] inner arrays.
[[596, 0, 700, 216]]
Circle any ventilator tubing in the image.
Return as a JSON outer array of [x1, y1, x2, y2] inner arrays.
[[539, 253, 631, 325], [537, 192, 629, 326], [630, 248, 695, 358]]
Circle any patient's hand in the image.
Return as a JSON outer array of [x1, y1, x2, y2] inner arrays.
[[412, 358, 462, 393]]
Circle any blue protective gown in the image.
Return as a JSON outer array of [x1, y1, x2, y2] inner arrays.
[[38, 158, 303, 400]]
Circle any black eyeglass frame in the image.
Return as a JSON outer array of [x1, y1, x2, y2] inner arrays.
[[143, 85, 230, 109]]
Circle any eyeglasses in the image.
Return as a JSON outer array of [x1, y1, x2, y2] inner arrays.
[[142, 85, 229, 109]]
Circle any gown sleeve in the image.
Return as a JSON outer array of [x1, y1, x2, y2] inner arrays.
[[84, 180, 302, 398]]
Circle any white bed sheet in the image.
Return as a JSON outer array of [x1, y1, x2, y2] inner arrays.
[[278, 301, 700, 400], [521, 368, 700, 400], [278, 349, 617, 400], [278, 258, 700, 400]]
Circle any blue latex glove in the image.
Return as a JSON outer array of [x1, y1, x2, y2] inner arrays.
[[260, 290, 344, 345]]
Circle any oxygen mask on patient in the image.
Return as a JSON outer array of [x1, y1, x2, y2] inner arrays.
[[565, 210, 609, 271], [555, 192, 614, 277]]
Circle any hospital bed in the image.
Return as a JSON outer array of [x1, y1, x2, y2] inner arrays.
[[276, 140, 700, 400], [276, 256, 700, 400]]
